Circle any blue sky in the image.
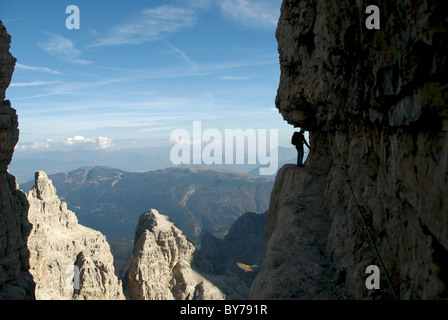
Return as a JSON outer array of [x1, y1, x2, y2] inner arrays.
[[1, 0, 293, 153]]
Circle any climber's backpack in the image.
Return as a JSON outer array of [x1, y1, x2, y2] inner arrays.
[[291, 132, 302, 146]]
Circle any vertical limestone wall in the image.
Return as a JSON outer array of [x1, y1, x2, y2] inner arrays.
[[252, 0, 448, 299]]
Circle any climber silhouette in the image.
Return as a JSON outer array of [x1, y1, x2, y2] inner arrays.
[[291, 129, 310, 167]]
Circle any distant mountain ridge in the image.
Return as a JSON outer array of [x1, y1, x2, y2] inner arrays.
[[20, 166, 274, 245], [10, 147, 175, 184], [10, 146, 297, 184]]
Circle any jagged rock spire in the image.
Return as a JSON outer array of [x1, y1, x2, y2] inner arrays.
[[27, 170, 124, 300]]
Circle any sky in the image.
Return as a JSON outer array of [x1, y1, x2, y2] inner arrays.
[[1, 0, 294, 154]]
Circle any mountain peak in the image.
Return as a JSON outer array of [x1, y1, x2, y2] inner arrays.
[[125, 209, 233, 300], [133, 209, 173, 246], [27, 170, 124, 300], [31, 171, 58, 201]]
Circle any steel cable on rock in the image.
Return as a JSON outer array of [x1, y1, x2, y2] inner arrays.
[[332, 163, 399, 300], [304, 148, 399, 299]]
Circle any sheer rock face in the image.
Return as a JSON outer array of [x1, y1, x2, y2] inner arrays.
[[124, 209, 248, 300], [0, 20, 35, 300], [27, 171, 124, 300], [252, 0, 448, 299], [250, 165, 341, 300]]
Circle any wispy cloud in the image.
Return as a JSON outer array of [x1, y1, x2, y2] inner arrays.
[[39, 34, 93, 64], [13, 77, 127, 101], [10, 81, 58, 87], [219, 0, 281, 29], [163, 40, 195, 65], [163, 40, 200, 73], [1, 18, 25, 24], [218, 75, 252, 81], [13, 54, 276, 102], [92, 5, 198, 47], [16, 63, 66, 75]]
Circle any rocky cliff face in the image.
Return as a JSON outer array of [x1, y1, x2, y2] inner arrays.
[[250, 165, 341, 299], [0, 21, 35, 299], [27, 171, 124, 300], [124, 209, 248, 300], [251, 0, 448, 299]]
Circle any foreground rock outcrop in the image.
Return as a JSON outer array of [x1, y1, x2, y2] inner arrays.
[[124, 209, 248, 300], [0, 21, 35, 299], [251, 0, 448, 299], [27, 171, 124, 300]]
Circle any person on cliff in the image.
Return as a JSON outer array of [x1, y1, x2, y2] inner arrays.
[[291, 129, 310, 167]]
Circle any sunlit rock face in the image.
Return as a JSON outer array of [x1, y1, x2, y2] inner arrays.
[[124, 209, 249, 300], [27, 171, 124, 300]]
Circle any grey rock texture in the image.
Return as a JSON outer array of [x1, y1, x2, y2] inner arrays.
[[27, 171, 124, 300], [0, 20, 35, 300], [251, 0, 448, 299], [124, 209, 248, 300], [250, 165, 340, 299]]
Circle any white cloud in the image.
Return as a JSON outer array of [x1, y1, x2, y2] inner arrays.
[[15, 63, 65, 75], [18, 136, 114, 151], [97, 137, 114, 149], [65, 135, 95, 145], [10, 81, 58, 87], [39, 34, 93, 64], [17, 139, 53, 150], [173, 137, 201, 146], [92, 5, 198, 47], [219, 0, 281, 29]]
